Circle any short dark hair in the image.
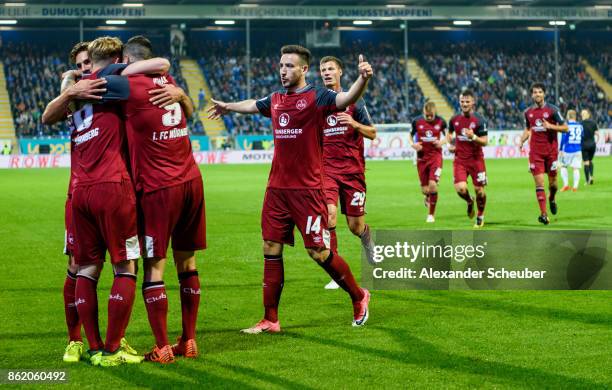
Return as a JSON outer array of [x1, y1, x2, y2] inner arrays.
[[69, 41, 89, 64], [320, 55, 344, 70], [124, 35, 154, 61], [280, 45, 311, 66], [530, 82, 546, 94], [460, 89, 474, 98]]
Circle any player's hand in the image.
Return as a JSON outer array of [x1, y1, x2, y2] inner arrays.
[[207, 99, 230, 119], [542, 119, 554, 129], [432, 140, 442, 149], [357, 54, 373, 80], [61, 69, 82, 80], [464, 128, 475, 138], [68, 78, 106, 100], [447, 145, 456, 153], [149, 84, 185, 108], [411, 142, 423, 152], [336, 112, 356, 127]]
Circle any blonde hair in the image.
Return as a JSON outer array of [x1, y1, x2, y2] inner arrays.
[[567, 109, 577, 120], [424, 101, 436, 113], [581, 109, 591, 120], [88, 36, 123, 64]]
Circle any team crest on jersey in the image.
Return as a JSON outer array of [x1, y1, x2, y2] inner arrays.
[[327, 115, 337, 126], [469, 122, 476, 129], [426, 130, 433, 138], [296, 99, 307, 110], [535, 119, 543, 126], [279, 113, 290, 127]]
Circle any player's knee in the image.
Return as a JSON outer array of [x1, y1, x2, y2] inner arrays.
[[307, 247, 329, 263], [144, 257, 165, 281], [429, 182, 438, 193], [77, 263, 102, 279], [67, 255, 78, 274], [114, 259, 137, 275], [347, 218, 365, 236], [328, 212, 337, 228], [263, 240, 283, 256], [475, 187, 485, 197]]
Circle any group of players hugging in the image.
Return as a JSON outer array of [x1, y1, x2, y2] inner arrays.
[[45, 36, 587, 366]]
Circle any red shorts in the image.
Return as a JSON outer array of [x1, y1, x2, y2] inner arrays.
[[64, 196, 75, 256], [453, 158, 487, 186], [71, 180, 140, 265], [417, 155, 443, 187], [529, 150, 559, 176], [261, 188, 330, 249], [323, 172, 366, 217], [139, 176, 206, 259]]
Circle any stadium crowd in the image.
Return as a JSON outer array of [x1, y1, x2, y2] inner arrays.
[[417, 41, 611, 129], [3, 37, 610, 137]]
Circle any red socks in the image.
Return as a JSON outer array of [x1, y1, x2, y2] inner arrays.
[[319, 251, 364, 303], [178, 271, 201, 341], [105, 274, 136, 352], [476, 193, 486, 217], [262, 256, 284, 323], [428, 192, 438, 216], [536, 187, 547, 214], [63, 271, 81, 342], [143, 281, 169, 347], [75, 275, 103, 351]]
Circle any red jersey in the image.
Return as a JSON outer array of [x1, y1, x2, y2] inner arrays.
[[524, 103, 565, 155], [256, 85, 337, 189], [449, 112, 488, 161], [123, 74, 201, 193], [322, 99, 372, 175], [411, 115, 447, 161], [70, 69, 131, 187]]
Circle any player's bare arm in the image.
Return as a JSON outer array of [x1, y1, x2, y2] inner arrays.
[[543, 119, 569, 133], [120, 57, 171, 76], [149, 84, 195, 118], [336, 112, 376, 140], [464, 128, 488, 146], [408, 133, 423, 151], [446, 132, 456, 152], [207, 98, 258, 119], [336, 55, 373, 110], [519, 128, 531, 147], [41, 77, 107, 125]]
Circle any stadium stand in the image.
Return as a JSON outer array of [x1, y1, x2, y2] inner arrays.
[[417, 41, 611, 129]]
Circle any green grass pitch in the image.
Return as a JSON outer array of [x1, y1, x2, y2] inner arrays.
[[0, 158, 611, 388]]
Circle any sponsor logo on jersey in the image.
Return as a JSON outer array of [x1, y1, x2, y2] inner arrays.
[[327, 115, 337, 126], [296, 99, 307, 110], [279, 113, 290, 127]]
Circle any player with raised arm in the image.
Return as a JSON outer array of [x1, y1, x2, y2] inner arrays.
[[319, 55, 376, 290], [120, 36, 203, 364], [208, 45, 373, 332], [409, 101, 447, 223], [559, 110, 583, 192], [520, 83, 568, 225], [447, 90, 488, 228]]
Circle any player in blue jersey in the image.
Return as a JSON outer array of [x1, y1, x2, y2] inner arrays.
[[559, 110, 583, 192]]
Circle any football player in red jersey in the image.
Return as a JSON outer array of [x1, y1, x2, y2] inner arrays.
[[520, 82, 568, 225], [209, 45, 373, 333], [121, 36, 203, 364], [319, 55, 377, 290], [447, 90, 488, 228], [43, 36, 170, 366], [409, 101, 447, 223]]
